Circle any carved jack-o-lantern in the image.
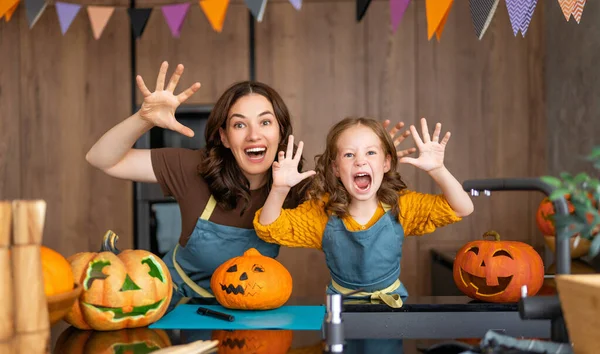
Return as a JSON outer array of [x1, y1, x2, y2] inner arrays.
[[210, 248, 292, 310], [453, 231, 544, 303], [211, 330, 293, 354], [65, 231, 173, 331], [54, 326, 172, 354], [536, 195, 600, 236]]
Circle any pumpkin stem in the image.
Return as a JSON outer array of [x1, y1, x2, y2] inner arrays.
[[101, 230, 121, 254], [482, 230, 501, 241]]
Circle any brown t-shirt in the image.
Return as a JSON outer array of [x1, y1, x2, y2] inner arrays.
[[150, 148, 271, 247]]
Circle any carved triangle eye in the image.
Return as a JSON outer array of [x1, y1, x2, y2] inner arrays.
[[226, 264, 238, 273]]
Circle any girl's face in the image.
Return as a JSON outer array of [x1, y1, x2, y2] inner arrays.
[[333, 125, 391, 203], [219, 94, 281, 188]]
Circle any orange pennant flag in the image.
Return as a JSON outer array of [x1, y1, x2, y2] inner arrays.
[[426, 0, 454, 41], [0, 0, 19, 20], [4, 0, 19, 21], [87, 6, 114, 39], [199, 0, 229, 33]]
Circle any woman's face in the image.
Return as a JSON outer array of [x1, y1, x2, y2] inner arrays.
[[219, 94, 281, 188]]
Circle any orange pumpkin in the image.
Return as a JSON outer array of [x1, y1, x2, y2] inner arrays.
[[65, 230, 173, 331], [453, 231, 544, 303], [211, 330, 293, 354], [536, 196, 600, 236], [210, 248, 292, 310], [41, 246, 74, 296], [54, 326, 172, 353]]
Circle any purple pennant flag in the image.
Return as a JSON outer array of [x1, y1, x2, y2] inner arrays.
[[506, 0, 537, 37], [390, 0, 410, 33], [161, 3, 190, 38], [520, 0, 537, 37], [289, 0, 301, 10], [56, 2, 81, 35]]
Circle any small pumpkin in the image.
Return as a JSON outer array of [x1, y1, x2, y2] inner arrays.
[[453, 231, 544, 303], [536, 195, 600, 236], [211, 330, 293, 354], [41, 246, 74, 296], [65, 230, 173, 331], [54, 326, 172, 353], [210, 248, 292, 310]]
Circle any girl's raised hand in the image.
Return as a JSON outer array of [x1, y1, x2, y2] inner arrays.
[[272, 135, 316, 190], [136, 61, 201, 138], [399, 118, 451, 172]]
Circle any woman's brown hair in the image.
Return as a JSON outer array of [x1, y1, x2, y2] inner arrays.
[[308, 117, 407, 218], [199, 81, 308, 214]]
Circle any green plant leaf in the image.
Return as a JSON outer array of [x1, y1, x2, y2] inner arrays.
[[540, 176, 563, 188], [559, 172, 573, 181], [573, 172, 590, 186], [549, 189, 570, 201], [588, 235, 600, 258]]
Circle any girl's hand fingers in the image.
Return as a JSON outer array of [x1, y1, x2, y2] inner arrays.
[[155, 61, 168, 91]]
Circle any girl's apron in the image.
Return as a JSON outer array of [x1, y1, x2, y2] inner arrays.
[[322, 206, 408, 308]]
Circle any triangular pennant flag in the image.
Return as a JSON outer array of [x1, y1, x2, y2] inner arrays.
[[199, 0, 230, 32], [162, 3, 190, 38], [128, 8, 153, 39], [506, 0, 537, 37], [245, 0, 267, 22], [557, 0, 575, 21], [56, 2, 81, 35], [289, 0, 301, 11], [87, 6, 114, 39], [425, 0, 453, 41], [1, 0, 19, 21], [357, 0, 371, 21], [571, 0, 586, 23], [390, 0, 410, 33], [25, 0, 47, 28], [519, 0, 537, 37], [469, 0, 499, 40]]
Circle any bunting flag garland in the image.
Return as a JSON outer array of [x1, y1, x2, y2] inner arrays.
[[558, 0, 586, 23], [128, 8, 153, 39], [87, 6, 114, 40], [162, 3, 190, 38], [289, 0, 301, 11], [356, 0, 371, 21], [4, 1, 19, 21], [390, 0, 410, 33], [469, 0, 499, 40], [426, 0, 454, 41], [25, 0, 47, 28], [506, 0, 538, 37], [245, 0, 267, 22], [56, 1, 81, 35], [199, 0, 230, 32], [1, 0, 19, 21], [572, 0, 586, 23]]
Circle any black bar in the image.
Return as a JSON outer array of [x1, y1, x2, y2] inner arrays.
[[248, 12, 256, 81]]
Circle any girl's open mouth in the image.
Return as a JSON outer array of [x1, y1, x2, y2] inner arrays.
[[353, 172, 372, 192]]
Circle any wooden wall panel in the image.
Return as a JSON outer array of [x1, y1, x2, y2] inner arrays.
[[18, 5, 133, 255], [0, 15, 21, 200], [135, 3, 250, 105], [255, 0, 367, 299]]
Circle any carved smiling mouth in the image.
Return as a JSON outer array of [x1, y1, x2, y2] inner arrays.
[[460, 269, 513, 296], [220, 283, 263, 296]]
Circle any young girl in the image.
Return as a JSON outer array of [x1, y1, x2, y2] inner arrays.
[[254, 117, 474, 307]]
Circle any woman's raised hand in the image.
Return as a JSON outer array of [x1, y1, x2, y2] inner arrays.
[[136, 61, 201, 137], [272, 135, 316, 190]]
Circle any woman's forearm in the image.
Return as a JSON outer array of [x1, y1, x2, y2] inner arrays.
[[86, 111, 154, 169], [428, 166, 474, 217]]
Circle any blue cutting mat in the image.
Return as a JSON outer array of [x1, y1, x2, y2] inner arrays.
[[149, 304, 326, 330]]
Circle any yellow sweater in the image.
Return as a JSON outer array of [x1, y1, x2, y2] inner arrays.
[[253, 190, 462, 250]]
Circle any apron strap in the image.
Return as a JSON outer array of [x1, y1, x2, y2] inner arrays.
[[171, 194, 218, 298], [331, 278, 404, 308], [381, 203, 391, 213]]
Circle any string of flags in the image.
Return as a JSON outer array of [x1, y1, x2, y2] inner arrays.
[[0, 0, 589, 40]]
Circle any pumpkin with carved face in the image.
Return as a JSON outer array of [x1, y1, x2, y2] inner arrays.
[[453, 231, 544, 303], [55, 326, 172, 353], [210, 248, 292, 310], [211, 330, 293, 354], [65, 230, 172, 330]]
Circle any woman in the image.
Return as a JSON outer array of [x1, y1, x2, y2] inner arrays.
[[86, 61, 414, 304]]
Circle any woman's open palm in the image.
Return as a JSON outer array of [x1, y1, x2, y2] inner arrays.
[[136, 61, 201, 138], [272, 136, 316, 189]]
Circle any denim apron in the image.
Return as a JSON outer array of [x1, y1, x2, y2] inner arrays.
[[322, 205, 408, 308], [162, 195, 280, 308]]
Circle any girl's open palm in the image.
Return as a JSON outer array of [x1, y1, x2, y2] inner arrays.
[[136, 61, 201, 138], [272, 136, 316, 189], [399, 118, 451, 172]]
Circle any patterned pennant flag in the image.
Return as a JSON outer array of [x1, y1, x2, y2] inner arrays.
[[289, 0, 301, 11], [245, 0, 267, 22], [56, 2, 81, 35], [572, 0, 586, 23], [357, 0, 371, 21], [87, 6, 114, 39], [558, 0, 575, 21], [128, 8, 153, 39], [426, 0, 454, 41], [199, 0, 230, 32], [520, 0, 537, 37], [25, 0, 47, 28], [390, 0, 410, 33], [162, 3, 190, 38], [506, 0, 538, 37], [1, 0, 19, 21], [469, 0, 499, 40]]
